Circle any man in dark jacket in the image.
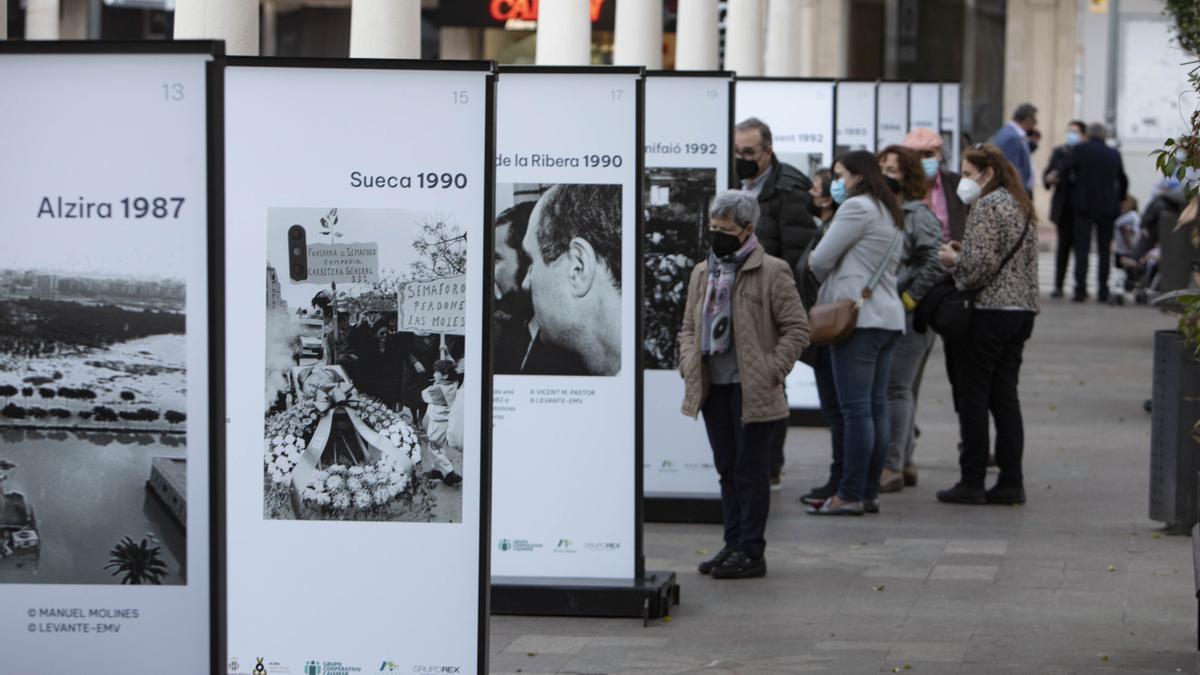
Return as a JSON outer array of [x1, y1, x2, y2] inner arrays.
[[1042, 120, 1086, 298], [733, 117, 816, 489], [734, 117, 817, 269], [1061, 123, 1128, 302]]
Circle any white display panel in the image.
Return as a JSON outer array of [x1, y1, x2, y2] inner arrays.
[[836, 81, 878, 154], [735, 78, 832, 413], [735, 79, 835, 178], [223, 63, 491, 674], [940, 83, 962, 165], [642, 74, 731, 500], [909, 82, 941, 132], [491, 70, 641, 580], [0, 47, 213, 674], [877, 82, 909, 149]]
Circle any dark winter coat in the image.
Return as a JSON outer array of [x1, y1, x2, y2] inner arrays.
[[754, 158, 817, 270]]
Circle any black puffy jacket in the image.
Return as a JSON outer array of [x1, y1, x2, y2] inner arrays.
[[754, 158, 817, 270]]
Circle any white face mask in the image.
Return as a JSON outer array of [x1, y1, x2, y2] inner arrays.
[[956, 177, 983, 205]]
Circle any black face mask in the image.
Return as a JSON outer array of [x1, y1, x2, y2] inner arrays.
[[1028, 141, 1039, 154], [711, 232, 744, 258], [806, 199, 826, 218], [735, 158, 761, 180], [884, 176, 901, 195]]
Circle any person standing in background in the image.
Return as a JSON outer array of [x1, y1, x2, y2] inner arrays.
[[734, 117, 818, 490], [901, 128, 966, 244], [991, 103, 1038, 196], [1061, 123, 1129, 303], [1043, 120, 1087, 298], [877, 146, 945, 493]]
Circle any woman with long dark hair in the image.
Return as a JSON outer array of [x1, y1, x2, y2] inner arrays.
[[805, 151, 905, 516], [935, 143, 1039, 505], [877, 145, 945, 492]]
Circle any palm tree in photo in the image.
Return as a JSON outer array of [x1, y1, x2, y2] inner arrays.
[[104, 536, 169, 585]]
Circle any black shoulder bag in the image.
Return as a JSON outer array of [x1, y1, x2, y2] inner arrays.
[[914, 217, 1032, 342]]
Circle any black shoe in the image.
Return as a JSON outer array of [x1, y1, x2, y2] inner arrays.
[[986, 484, 1026, 505], [1144, 399, 1153, 413], [697, 546, 733, 575], [710, 551, 766, 579], [864, 498, 880, 514], [423, 470, 445, 481], [801, 481, 838, 505], [442, 471, 463, 487], [936, 483, 986, 505], [1072, 292, 1088, 303], [1051, 288, 1064, 299]]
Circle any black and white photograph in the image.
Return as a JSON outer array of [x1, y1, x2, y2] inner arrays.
[[0, 221, 190, 586], [263, 207, 466, 524], [493, 183, 623, 377], [643, 167, 716, 370], [778, 152, 825, 179]]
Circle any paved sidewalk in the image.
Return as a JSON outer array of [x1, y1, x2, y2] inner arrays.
[[490, 291, 1195, 674]]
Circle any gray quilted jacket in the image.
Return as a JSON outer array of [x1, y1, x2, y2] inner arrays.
[[897, 200, 946, 304]]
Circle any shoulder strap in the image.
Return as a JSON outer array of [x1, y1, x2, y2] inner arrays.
[[976, 216, 1032, 291], [862, 228, 905, 299]]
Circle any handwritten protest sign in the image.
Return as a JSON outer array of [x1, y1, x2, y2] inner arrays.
[[306, 242, 379, 284], [399, 276, 466, 335]]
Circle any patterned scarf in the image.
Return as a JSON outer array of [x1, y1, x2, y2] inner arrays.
[[701, 234, 758, 356]]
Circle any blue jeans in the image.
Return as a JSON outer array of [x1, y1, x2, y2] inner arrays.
[[813, 346, 844, 489], [830, 328, 900, 502]]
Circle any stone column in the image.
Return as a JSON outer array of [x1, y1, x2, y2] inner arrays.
[[535, 1, 591, 65], [763, 0, 802, 76], [173, 0, 259, 56], [1, 0, 8, 40], [350, 0, 420, 59], [723, 0, 763, 76], [60, 0, 87, 39], [24, 0, 60, 40], [614, 0, 662, 68], [674, 0, 718, 70]]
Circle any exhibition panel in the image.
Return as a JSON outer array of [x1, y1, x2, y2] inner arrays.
[[222, 58, 494, 674], [642, 71, 733, 522], [877, 81, 910, 150], [734, 78, 834, 417], [0, 41, 221, 675], [836, 80, 879, 154], [909, 81, 942, 132], [941, 82, 963, 164]]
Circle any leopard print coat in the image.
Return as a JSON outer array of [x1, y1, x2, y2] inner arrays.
[[954, 187, 1040, 312]]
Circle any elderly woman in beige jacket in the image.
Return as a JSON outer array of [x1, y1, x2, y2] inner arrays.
[[679, 190, 809, 580]]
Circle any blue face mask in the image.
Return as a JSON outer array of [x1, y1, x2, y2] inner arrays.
[[1065, 131, 1081, 146], [830, 178, 848, 204], [921, 157, 941, 179]]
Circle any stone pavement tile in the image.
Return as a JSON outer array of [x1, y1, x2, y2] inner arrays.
[[1115, 648, 1199, 672], [812, 639, 892, 653], [1058, 569, 1127, 592], [883, 537, 948, 549], [945, 539, 1008, 556], [978, 603, 1054, 630], [894, 617, 980, 642], [504, 635, 592, 655], [863, 564, 934, 580], [993, 563, 1065, 589], [561, 645, 714, 674], [929, 564, 999, 581], [490, 634, 518, 656], [885, 641, 967, 663], [489, 651, 576, 673], [985, 585, 1061, 609]]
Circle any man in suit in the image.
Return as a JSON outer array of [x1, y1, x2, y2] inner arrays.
[[1042, 120, 1087, 298], [1061, 123, 1129, 302], [991, 103, 1038, 195], [902, 127, 967, 242]]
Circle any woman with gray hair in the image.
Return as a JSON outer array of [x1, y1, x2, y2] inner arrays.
[[679, 190, 810, 579]]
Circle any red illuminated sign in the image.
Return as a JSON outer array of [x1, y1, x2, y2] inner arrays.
[[489, 0, 609, 23]]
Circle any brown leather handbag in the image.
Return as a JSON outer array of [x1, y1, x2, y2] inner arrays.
[[808, 230, 903, 347]]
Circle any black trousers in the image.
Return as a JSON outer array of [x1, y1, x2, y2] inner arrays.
[[1073, 216, 1115, 297], [1054, 219, 1074, 291], [701, 384, 775, 559], [952, 310, 1035, 489], [769, 418, 787, 479]]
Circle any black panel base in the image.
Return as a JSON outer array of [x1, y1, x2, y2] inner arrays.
[[491, 571, 679, 620], [644, 494, 723, 523], [789, 406, 826, 427]]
